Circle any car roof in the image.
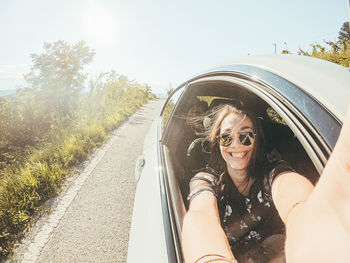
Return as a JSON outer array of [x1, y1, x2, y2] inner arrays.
[[197, 55, 350, 123]]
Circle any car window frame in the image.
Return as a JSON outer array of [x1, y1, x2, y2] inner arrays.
[[157, 83, 188, 263], [198, 65, 341, 153], [160, 84, 186, 139], [187, 75, 328, 173], [158, 67, 340, 262]]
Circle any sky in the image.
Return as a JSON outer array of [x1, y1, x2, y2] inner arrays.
[[0, 0, 349, 96]]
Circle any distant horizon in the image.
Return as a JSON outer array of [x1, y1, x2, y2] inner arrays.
[[0, 79, 169, 98], [0, 62, 171, 96]]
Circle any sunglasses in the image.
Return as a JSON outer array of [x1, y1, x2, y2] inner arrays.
[[217, 130, 256, 147]]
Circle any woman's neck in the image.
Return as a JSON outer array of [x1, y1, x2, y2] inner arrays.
[[227, 165, 255, 196]]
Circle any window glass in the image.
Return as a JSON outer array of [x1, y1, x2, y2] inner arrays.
[[196, 96, 214, 105], [161, 87, 185, 133], [266, 107, 287, 125]]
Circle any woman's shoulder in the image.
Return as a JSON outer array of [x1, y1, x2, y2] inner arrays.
[[194, 165, 222, 177], [262, 148, 295, 193]]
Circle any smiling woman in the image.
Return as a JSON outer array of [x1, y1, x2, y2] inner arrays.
[[83, 2, 117, 47]]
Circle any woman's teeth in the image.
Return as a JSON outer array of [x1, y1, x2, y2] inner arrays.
[[230, 152, 246, 158]]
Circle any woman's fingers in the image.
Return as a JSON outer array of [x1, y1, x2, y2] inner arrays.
[[317, 103, 350, 211], [329, 102, 350, 171], [285, 102, 350, 262], [319, 102, 350, 233]]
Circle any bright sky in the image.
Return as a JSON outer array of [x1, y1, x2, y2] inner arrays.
[[0, 0, 348, 95]]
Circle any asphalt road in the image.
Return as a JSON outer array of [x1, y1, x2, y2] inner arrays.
[[15, 99, 164, 263]]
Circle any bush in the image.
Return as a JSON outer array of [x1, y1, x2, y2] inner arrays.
[[0, 70, 156, 259]]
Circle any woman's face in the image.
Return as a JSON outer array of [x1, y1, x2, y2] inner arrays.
[[219, 113, 255, 171]]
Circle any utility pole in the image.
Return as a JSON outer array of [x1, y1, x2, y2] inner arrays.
[[348, 0, 350, 24], [273, 43, 277, 54]]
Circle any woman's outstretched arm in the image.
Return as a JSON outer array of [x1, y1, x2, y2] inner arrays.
[[271, 104, 350, 262], [182, 104, 350, 262], [182, 191, 235, 262]]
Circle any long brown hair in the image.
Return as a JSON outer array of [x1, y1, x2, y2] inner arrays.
[[205, 104, 265, 178]]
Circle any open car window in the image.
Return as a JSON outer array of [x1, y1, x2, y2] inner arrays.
[[160, 76, 324, 262], [161, 86, 185, 134]]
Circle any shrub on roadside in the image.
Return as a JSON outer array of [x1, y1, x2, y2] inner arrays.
[[0, 70, 156, 259]]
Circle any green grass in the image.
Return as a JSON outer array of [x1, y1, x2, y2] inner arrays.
[[0, 96, 150, 259]]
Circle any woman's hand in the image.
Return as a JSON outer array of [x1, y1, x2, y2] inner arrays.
[[273, 104, 350, 262]]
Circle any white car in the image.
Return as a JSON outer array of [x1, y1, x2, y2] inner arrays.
[[127, 55, 350, 262]]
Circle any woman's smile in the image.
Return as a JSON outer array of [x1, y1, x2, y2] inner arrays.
[[225, 149, 251, 169], [229, 151, 248, 159], [219, 113, 255, 172]]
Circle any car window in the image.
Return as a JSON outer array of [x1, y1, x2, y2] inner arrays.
[[162, 79, 322, 263], [266, 107, 287, 125], [196, 96, 219, 105], [197, 96, 243, 108], [161, 86, 185, 133]]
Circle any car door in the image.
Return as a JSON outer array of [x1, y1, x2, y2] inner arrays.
[[159, 56, 350, 263]]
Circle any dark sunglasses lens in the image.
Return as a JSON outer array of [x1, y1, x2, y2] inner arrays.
[[219, 133, 232, 147], [239, 131, 255, 146]]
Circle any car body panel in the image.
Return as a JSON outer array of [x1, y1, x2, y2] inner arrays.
[[127, 118, 168, 263], [209, 55, 350, 122], [128, 55, 350, 263], [182, 56, 350, 151]]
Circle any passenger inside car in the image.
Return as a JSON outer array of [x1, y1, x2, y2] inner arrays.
[[181, 100, 350, 263], [185, 98, 248, 179], [162, 81, 322, 262], [183, 104, 300, 262]]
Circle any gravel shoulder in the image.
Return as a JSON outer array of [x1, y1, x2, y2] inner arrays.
[[8, 99, 164, 263]]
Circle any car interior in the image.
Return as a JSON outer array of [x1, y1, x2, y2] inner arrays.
[[160, 79, 321, 262]]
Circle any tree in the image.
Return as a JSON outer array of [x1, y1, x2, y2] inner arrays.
[[24, 41, 95, 119], [166, 87, 174, 96], [298, 21, 350, 67], [281, 50, 291, 54], [338, 21, 350, 42]]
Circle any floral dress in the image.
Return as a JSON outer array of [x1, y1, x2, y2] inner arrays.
[[214, 159, 294, 262]]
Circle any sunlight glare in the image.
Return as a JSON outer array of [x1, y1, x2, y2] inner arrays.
[[83, 2, 117, 47]]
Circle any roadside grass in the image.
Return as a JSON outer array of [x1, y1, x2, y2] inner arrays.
[[0, 96, 151, 259]]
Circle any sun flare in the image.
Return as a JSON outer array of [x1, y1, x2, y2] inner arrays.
[[83, 2, 117, 47]]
